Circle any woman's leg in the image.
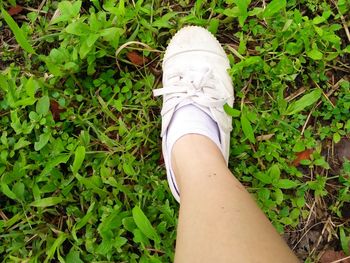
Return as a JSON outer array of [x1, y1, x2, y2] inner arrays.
[[172, 134, 299, 263]]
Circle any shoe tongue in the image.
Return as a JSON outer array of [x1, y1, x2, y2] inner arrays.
[[175, 99, 213, 120]]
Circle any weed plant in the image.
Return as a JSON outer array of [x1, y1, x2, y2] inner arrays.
[[0, 0, 350, 262]]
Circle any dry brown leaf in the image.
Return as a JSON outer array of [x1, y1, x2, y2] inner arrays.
[[293, 149, 314, 166], [50, 100, 65, 121], [126, 51, 149, 66], [319, 250, 350, 263], [8, 5, 23, 16]]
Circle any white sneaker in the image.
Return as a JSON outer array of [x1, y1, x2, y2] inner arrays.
[[153, 26, 234, 202]]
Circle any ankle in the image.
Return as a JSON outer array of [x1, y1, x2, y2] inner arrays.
[[171, 134, 226, 188]]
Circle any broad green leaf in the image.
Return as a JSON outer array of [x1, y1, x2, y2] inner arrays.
[[224, 104, 240, 117], [52, 1, 82, 23], [248, 7, 263, 16], [208, 18, 219, 35], [118, 0, 125, 16], [73, 202, 95, 232], [293, 141, 306, 152], [306, 49, 323, 60], [258, 188, 270, 200], [340, 227, 350, 255], [122, 217, 137, 232], [40, 154, 70, 177], [79, 39, 93, 59], [285, 89, 322, 115], [263, 0, 286, 18], [65, 21, 90, 36], [72, 146, 85, 175], [96, 239, 113, 255], [25, 77, 38, 97], [86, 34, 99, 47], [12, 182, 25, 201], [34, 132, 50, 151], [0, 73, 8, 91], [274, 179, 298, 189], [1, 183, 17, 200], [195, 0, 205, 15], [100, 27, 123, 40], [14, 137, 30, 150], [152, 13, 177, 29], [254, 172, 272, 184], [98, 210, 122, 236], [66, 250, 83, 263], [123, 162, 136, 176], [241, 112, 255, 143], [31, 196, 63, 207], [133, 228, 150, 245], [286, 42, 303, 55], [223, 7, 240, 17], [274, 188, 284, 205], [333, 132, 341, 143], [14, 97, 37, 107], [345, 119, 350, 130], [269, 164, 280, 182], [1, 7, 35, 54], [75, 174, 105, 196], [46, 232, 67, 262], [36, 95, 50, 115], [312, 16, 326, 25], [235, 0, 251, 26], [132, 206, 160, 243]]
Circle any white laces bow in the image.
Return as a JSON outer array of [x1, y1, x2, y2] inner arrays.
[[153, 67, 230, 111]]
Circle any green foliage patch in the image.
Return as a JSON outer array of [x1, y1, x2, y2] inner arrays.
[[0, 0, 350, 262]]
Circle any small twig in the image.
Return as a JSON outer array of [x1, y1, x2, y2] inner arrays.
[[315, 78, 345, 108], [240, 76, 252, 110], [314, 81, 335, 108], [301, 106, 314, 135], [305, 200, 317, 230], [22, 7, 47, 14], [327, 64, 350, 73], [250, 143, 266, 170], [0, 209, 9, 220], [300, 78, 339, 135], [25, 234, 38, 243], [310, 217, 332, 256], [30, 0, 47, 25], [226, 44, 245, 60], [331, 0, 350, 43], [285, 87, 306, 102], [329, 255, 350, 263], [292, 221, 325, 250]]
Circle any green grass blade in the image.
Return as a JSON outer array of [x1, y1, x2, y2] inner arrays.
[[72, 146, 86, 175], [132, 206, 160, 243], [241, 112, 255, 143], [263, 0, 286, 18], [1, 7, 35, 54], [30, 197, 63, 207], [285, 89, 322, 115]]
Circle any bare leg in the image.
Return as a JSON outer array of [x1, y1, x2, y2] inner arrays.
[[172, 134, 299, 263]]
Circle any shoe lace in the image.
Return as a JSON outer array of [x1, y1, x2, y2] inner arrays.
[[153, 66, 230, 110]]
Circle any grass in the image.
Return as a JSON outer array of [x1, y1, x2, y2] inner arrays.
[[0, 0, 350, 262]]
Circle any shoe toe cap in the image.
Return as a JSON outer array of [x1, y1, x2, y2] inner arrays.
[[163, 26, 227, 63]]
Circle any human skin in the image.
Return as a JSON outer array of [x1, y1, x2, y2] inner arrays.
[[171, 134, 299, 263]]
